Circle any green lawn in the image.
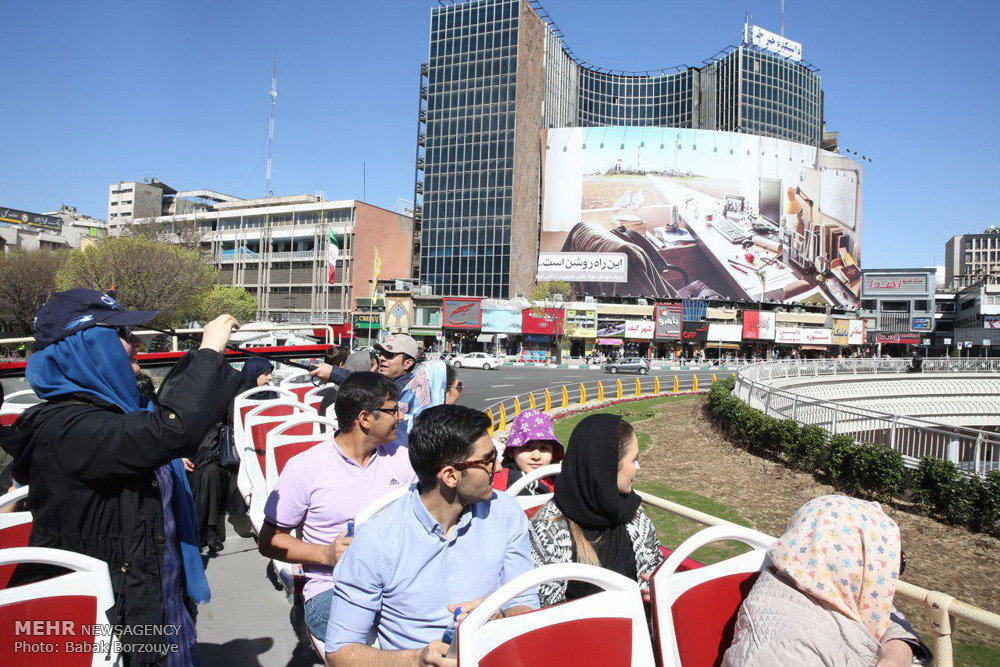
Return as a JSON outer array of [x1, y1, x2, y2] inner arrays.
[[954, 641, 1000, 666], [553, 394, 699, 452]]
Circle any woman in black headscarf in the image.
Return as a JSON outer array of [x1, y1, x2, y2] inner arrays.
[[528, 413, 663, 606], [187, 358, 276, 552]]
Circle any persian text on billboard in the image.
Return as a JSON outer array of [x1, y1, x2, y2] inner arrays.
[[749, 24, 803, 61], [742, 311, 776, 340], [861, 273, 929, 297], [624, 319, 655, 339], [541, 128, 862, 308], [681, 320, 709, 342], [442, 299, 482, 329], [0, 207, 62, 233], [654, 304, 682, 340], [522, 308, 564, 335]]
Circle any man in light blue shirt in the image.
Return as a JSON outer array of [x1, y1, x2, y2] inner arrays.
[[325, 405, 539, 666]]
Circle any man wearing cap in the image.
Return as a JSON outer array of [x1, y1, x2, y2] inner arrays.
[[311, 333, 420, 394], [0, 289, 243, 665]]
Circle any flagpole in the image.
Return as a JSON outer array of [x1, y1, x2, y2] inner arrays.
[[369, 248, 376, 347]]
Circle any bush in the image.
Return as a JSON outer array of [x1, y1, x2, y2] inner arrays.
[[790, 425, 828, 471], [977, 471, 1000, 537], [824, 435, 856, 483], [912, 458, 962, 517], [851, 443, 905, 501]]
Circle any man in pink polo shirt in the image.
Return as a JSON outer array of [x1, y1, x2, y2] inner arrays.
[[259, 372, 416, 641]]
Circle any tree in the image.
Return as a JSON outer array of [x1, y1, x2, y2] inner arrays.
[[196, 285, 258, 324], [529, 281, 575, 363], [57, 236, 217, 325], [0, 248, 68, 335]]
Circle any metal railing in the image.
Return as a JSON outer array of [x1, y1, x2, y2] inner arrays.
[[734, 358, 1000, 474], [484, 372, 721, 433]]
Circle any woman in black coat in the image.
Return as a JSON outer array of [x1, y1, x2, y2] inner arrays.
[[0, 289, 243, 666]]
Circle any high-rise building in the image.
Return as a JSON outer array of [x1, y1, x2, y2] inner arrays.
[[415, 0, 827, 299], [945, 228, 1000, 286], [107, 183, 413, 328]]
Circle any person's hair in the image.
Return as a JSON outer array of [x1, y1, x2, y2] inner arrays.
[[135, 371, 157, 404], [445, 363, 457, 391], [334, 372, 399, 433], [408, 404, 490, 489], [560, 417, 637, 567], [324, 345, 350, 367]]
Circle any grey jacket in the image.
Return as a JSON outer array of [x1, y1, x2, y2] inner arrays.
[[722, 568, 931, 667]]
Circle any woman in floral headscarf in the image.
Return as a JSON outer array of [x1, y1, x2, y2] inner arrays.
[[723, 495, 930, 667]]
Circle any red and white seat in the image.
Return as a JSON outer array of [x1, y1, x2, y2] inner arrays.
[[241, 401, 316, 523], [649, 524, 775, 667], [0, 390, 39, 427], [0, 486, 32, 590], [279, 372, 318, 403], [504, 463, 560, 518], [232, 386, 298, 453], [0, 547, 119, 666], [456, 562, 656, 666]]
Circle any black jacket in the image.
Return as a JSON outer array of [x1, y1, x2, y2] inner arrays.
[[0, 349, 242, 665]]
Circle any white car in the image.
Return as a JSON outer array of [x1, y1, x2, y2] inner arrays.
[[451, 352, 502, 370]]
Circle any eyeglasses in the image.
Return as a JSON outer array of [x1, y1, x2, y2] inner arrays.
[[452, 449, 498, 477], [372, 406, 401, 418], [451, 381, 464, 393], [378, 349, 401, 360]]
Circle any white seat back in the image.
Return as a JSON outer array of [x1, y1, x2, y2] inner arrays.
[[504, 463, 560, 515], [457, 562, 655, 666], [354, 486, 409, 526]]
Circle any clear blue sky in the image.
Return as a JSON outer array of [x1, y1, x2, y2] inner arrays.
[[1, 0, 997, 269]]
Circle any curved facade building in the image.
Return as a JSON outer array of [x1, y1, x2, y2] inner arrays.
[[415, 0, 827, 299]]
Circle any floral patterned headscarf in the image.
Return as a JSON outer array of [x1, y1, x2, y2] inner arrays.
[[768, 495, 901, 640]]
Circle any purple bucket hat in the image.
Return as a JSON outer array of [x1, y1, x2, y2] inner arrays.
[[505, 410, 564, 462]]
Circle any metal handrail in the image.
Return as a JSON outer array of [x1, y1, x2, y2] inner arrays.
[[734, 359, 1000, 474]]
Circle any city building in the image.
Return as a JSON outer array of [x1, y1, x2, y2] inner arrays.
[[107, 183, 413, 328], [944, 227, 1000, 286], [414, 0, 830, 299], [0, 204, 105, 252], [858, 268, 936, 351]]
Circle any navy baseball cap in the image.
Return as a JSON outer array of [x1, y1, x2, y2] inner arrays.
[[33, 288, 159, 350]]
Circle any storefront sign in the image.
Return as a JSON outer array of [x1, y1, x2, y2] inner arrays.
[[707, 323, 742, 343], [522, 308, 564, 335], [481, 308, 522, 334], [353, 314, 381, 330], [597, 319, 626, 337], [775, 326, 802, 344], [564, 308, 598, 338], [985, 316, 1000, 329], [861, 273, 930, 297], [912, 317, 932, 331], [742, 311, 776, 340], [442, 298, 482, 329], [832, 319, 850, 346], [681, 320, 709, 342], [848, 320, 865, 345], [654, 303, 682, 340], [804, 328, 832, 345], [597, 338, 623, 346], [0, 206, 62, 233], [624, 319, 655, 339], [749, 24, 803, 61], [876, 333, 921, 345]]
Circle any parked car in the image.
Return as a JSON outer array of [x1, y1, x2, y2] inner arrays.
[[601, 357, 650, 374], [451, 352, 502, 370]]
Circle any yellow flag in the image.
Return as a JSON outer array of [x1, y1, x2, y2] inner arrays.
[[370, 247, 382, 300]]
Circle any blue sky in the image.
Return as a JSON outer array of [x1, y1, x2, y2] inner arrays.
[[1, 0, 997, 269]]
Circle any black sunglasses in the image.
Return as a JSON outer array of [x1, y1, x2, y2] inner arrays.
[[378, 349, 402, 360], [451, 381, 464, 393], [899, 550, 907, 577]]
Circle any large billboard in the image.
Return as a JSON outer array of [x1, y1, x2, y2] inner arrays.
[[0, 206, 61, 233], [540, 128, 862, 308], [442, 298, 482, 329]]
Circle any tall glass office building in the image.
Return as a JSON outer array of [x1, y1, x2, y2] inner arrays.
[[415, 0, 826, 298]]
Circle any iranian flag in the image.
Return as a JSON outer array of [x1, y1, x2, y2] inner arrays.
[[327, 230, 340, 284]]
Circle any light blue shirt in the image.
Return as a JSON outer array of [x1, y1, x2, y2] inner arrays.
[[324, 485, 540, 654]]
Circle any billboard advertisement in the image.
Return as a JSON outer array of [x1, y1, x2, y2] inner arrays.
[[596, 319, 626, 337], [681, 320, 709, 342], [749, 24, 803, 61], [985, 316, 1000, 329], [540, 128, 862, 308], [707, 323, 743, 343], [442, 298, 482, 329], [522, 308, 564, 335], [775, 326, 832, 345], [624, 319, 655, 339], [564, 307, 598, 338], [654, 303, 682, 340], [860, 272, 931, 297], [832, 319, 850, 346], [912, 317, 932, 331], [848, 320, 865, 345], [481, 308, 521, 333], [0, 206, 62, 233], [742, 311, 776, 340]]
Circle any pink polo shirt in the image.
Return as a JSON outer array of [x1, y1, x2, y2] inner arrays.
[[263, 435, 417, 601]]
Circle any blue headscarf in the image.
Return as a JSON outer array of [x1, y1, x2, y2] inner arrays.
[[26, 327, 211, 603]]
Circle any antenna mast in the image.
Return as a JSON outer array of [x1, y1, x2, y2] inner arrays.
[[265, 57, 278, 198], [780, 0, 785, 35]]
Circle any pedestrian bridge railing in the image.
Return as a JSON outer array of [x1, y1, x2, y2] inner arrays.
[[734, 358, 1000, 475]]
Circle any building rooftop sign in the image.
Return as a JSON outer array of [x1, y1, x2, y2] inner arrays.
[[0, 206, 62, 233], [748, 24, 802, 62]]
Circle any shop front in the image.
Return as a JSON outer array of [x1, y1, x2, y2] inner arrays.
[[564, 305, 598, 359], [774, 326, 833, 358], [352, 313, 381, 347], [595, 319, 626, 359], [521, 308, 565, 363], [653, 303, 682, 359], [623, 319, 655, 357], [442, 298, 482, 354], [872, 332, 921, 357], [481, 306, 522, 357], [705, 323, 742, 359], [681, 320, 710, 358], [742, 310, 776, 359]]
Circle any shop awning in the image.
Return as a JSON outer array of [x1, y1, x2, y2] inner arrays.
[[476, 334, 494, 343], [409, 327, 440, 336], [800, 345, 828, 352], [707, 343, 741, 350], [597, 338, 624, 346]]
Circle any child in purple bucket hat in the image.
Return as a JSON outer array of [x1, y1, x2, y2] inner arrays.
[[493, 409, 564, 496]]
